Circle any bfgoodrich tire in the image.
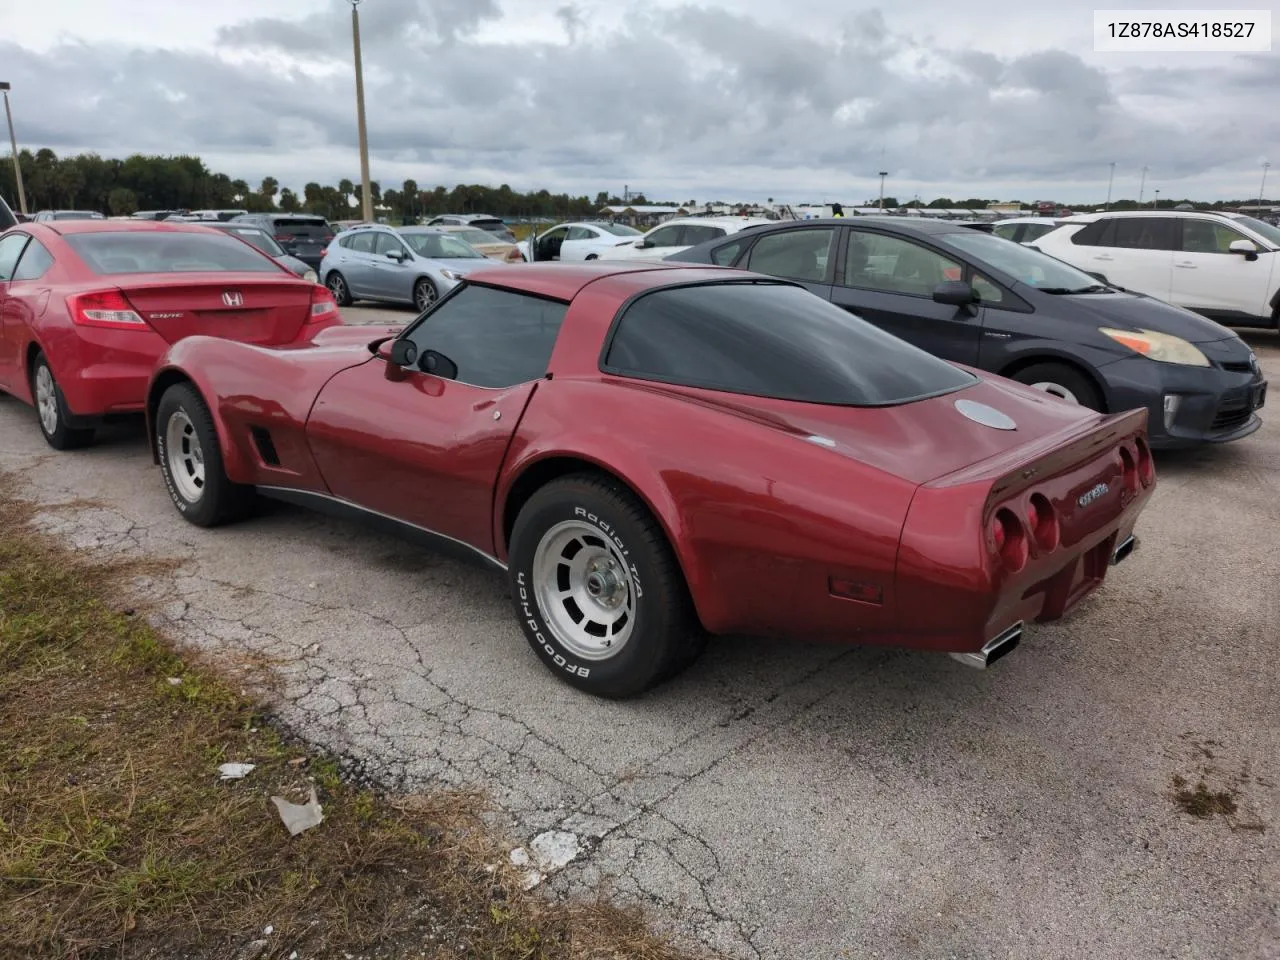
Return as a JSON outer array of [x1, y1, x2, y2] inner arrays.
[[508, 473, 703, 698], [155, 383, 254, 527]]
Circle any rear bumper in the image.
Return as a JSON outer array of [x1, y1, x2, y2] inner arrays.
[[51, 329, 170, 420], [1100, 351, 1266, 449]]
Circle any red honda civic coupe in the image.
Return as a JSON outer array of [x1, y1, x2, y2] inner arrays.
[[145, 262, 1154, 698], [0, 219, 342, 449]]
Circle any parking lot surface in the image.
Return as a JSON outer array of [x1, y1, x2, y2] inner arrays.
[[2, 302, 1277, 959]]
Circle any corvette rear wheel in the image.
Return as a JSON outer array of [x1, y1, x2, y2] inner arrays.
[[31, 352, 94, 450], [156, 383, 254, 527], [508, 473, 703, 698]]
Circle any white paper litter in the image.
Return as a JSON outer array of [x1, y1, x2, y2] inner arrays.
[[271, 786, 325, 836], [530, 830, 581, 871], [218, 763, 256, 780]]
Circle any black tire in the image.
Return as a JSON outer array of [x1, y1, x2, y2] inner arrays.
[[508, 473, 704, 698], [1009, 362, 1104, 411], [155, 383, 254, 527], [30, 352, 94, 450], [326, 271, 352, 306], [413, 278, 438, 313]]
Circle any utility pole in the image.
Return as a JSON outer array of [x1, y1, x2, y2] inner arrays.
[[1153, 188, 1160, 210], [349, 0, 373, 223], [1138, 165, 1148, 206], [878, 171, 888, 211], [0, 82, 28, 216], [1105, 161, 1115, 210], [1259, 160, 1271, 212]]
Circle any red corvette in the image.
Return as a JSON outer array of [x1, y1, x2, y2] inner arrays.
[[145, 262, 1154, 697], [0, 219, 342, 449]]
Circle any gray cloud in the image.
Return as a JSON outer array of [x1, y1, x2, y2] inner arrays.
[[3, 0, 1274, 202]]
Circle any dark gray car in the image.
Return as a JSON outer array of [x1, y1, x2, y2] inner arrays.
[[666, 217, 1267, 448], [200, 222, 317, 280], [228, 213, 334, 270]]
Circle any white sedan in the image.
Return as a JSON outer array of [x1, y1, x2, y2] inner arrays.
[[597, 217, 775, 261], [517, 220, 643, 262]]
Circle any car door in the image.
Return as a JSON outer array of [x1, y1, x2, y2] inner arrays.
[[738, 225, 838, 300], [1080, 217, 1176, 300], [533, 226, 569, 261], [1171, 218, 1276, 320], [371, 231, 415, 302], [304, 284, 569, 553], [831, 228, 984, 365], [559, 225, 596, 261], [616, 223, 684, 260], [337, 231, 378, 298], [0, 232, 35, 390]]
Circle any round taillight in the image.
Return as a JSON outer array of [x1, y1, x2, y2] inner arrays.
[[1027, 493, 1060, 552], [1119, 445, 1140, 494], [991, 508, 1028, 573], [1135, 436, 1155, 487]]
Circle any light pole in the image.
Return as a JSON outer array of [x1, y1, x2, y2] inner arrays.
[[878, 171, 888, 211], [1259, 160, 1271, 213], [0, 82, 28, 216], [1152, 188, 1160, 210], [1138, 165, 1148, 206], [349, 0, 373, 223], [1105, 161, 1115, 210]]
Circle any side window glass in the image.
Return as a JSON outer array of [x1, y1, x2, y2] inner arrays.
[[710, 238, 747, 266], [744, 228, 834, 282], [566, 226, 592, 241], [348, 232, 376, 254], [645, 225, 682, 247], [11, 238, 55, 281], [374, 232, 407, 257], [402, 285, 569, 388], [992, 224, 1019, 241], [843, 232, 962, 297], [1113, 218, 1175, 250], [0, 233, 31, 281], [1180, 220, 1247, 254], [681, 225, 726, 245], [1070, 219, 1116, 246], [971, 272, 1005, 305]]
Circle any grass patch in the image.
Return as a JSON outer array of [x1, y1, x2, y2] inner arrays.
[[0, 481, 705, 959]]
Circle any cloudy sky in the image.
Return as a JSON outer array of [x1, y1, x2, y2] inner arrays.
[[3, 0, 1276, 203]]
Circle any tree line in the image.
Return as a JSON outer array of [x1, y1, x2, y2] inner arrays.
[[0, 148, 1268, 221], [0, 149, 633, 221]]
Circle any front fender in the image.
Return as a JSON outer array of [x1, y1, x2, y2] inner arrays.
[[145, 350, 251, 480]]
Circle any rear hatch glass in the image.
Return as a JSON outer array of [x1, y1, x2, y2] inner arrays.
[[272, 218, 331, 239]]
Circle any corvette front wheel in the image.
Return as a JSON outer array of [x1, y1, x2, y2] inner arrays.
[[155, 383, 254, 527], [507, 473, 704, 698]]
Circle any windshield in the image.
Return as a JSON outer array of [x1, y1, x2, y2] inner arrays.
[[597, 222, 641, 236], [1229, 214, 1280, 248], [65, 232, 284, 275], [402, 232, 486, 259], [220, 227, 285, 257], [939, 231, 1106, 291], [456, 228, 505, 247]]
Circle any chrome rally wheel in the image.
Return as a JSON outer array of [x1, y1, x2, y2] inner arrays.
[[164, 408, 206, 505], [532, 519, 636, 661]]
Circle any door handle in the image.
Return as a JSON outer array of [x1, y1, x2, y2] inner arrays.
[[1094, 255, 1114, 261], [1174, 261, 1196, 268]]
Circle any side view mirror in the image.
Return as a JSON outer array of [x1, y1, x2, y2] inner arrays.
[[932, 280, 979, 307], [386, 249, 408, 262], [1228, 238, 1259, 261], [635, 238, 653, 249]]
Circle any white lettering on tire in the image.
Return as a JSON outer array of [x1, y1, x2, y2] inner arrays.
[[572, 505, 643, 599], [156, 420, 190, 514], [515, 570, 589, 678]]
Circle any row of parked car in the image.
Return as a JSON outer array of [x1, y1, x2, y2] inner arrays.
[[0, 191, 1266, 696]]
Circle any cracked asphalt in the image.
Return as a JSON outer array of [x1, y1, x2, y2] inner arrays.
[[2, 303, 1277, 959]]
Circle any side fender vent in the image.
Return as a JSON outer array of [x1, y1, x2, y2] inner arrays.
[[250, 426, 281, 466]]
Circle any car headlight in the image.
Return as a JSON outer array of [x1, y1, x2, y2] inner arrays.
[[440, 269, 464, 281], [1098, 327, 1210, 367], [303, 269, 318, 283]]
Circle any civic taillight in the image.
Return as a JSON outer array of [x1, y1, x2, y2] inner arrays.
[[67, 289, 147, 330], [307, 284, 340, 323], [991, 508, 1028, 573]]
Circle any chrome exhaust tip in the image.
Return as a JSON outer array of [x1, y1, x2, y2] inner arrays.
[[1111, 534, 1138, 565], [950, 622, 1023, 669]]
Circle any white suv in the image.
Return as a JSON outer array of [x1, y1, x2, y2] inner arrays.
[[598, 216, 774, 260], [1033, 210, 1280, 329]]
